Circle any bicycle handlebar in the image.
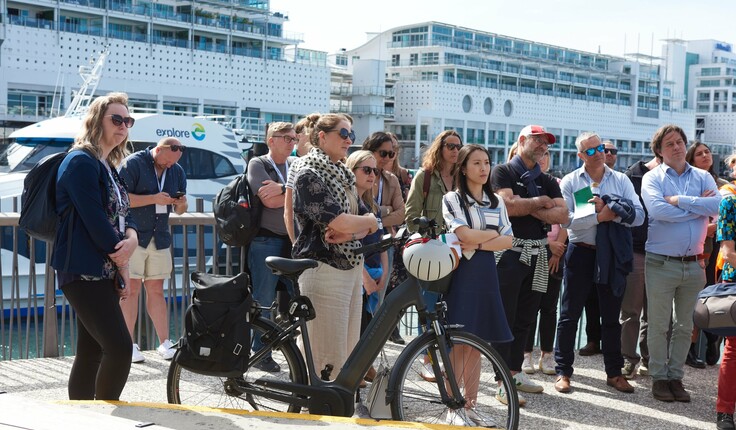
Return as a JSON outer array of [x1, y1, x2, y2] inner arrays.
[[352, 217, 439, 255]]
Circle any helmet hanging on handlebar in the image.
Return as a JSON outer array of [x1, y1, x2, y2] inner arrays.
[[402, 238, 458, 282]]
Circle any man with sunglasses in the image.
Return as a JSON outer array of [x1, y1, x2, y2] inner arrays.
[[641, 125, 721, 403], [490, 124, 568, 405], [579, 139, 618, 358], [554, 132, 644, 395], [119, 137, 188, 363], [246, 122, 298, 372]]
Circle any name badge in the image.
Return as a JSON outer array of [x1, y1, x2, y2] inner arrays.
[[155, 204, 167, 214]]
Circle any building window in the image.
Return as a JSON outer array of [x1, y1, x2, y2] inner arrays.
[[391, 54, 400, 67], [409, 53, 418, 66], [462, 95, 472, 113], [484, 97, 493, 115]]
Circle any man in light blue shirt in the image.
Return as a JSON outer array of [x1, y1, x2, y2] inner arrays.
[[641, 124, 721, 403], [554, 132, 644, 395]]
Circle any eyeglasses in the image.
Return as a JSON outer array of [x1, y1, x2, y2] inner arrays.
[[272, 135, 298, 144], [354, 166, 380, 176], [582, 144, 605, 157], [108, 114, 135, 128], [444, 143, 462, 151], [160, 144, 187, 153], [328, 128, 356, 143], [604, 148, 618, 155], [378, 150, 396, 159]]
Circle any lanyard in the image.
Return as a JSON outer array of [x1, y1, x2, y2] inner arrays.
[[103, 160, 125, 232], [376, 174, 383, 205], [157, 168, 167, 193], [266, 155, 288, 184]]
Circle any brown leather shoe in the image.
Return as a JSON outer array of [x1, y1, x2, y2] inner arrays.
[[606, 375, 635, 393], [578, 342, 602, 356], [669, 379, 691, 402], [554, 375, 571, 393], [651, 379, 674, 402]]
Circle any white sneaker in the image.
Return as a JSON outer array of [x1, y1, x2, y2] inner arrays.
[[513, 372, 544, 393], [157, 339, 176, 360], [445, 409, 476, 426], [522, 352, 535, 374], [495, 385, 526, 407], [131, 343, 145, 363], [538, 353, 557, 375], [419, 361, 436, 382]]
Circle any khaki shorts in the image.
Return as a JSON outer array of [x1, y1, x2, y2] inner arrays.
[[129, 240, 172, 280]]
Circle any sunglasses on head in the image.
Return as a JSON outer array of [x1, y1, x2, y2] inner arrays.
[[582, 144, 605, 157], [378, 150, 396, 158], [354, 166, 380, 176], [604, 148, 618, 155], [328, 127, 356, 143], [108, 114, 135, 128], [444, 143, 462, 151], [160, 144, 187, 153]]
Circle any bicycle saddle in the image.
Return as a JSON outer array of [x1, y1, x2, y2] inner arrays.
[[265, 256, 318, 276]]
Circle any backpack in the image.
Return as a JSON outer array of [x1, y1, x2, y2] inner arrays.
[[19, 151, 70, 242], [175, 271, 253, 377], [693, 282, 736, 337], [213, 173, 261, 247]]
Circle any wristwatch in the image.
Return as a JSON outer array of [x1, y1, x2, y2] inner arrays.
[[385, 207, 391, 216], [376, 216, 384, 232], [281, 184, 286, 194]]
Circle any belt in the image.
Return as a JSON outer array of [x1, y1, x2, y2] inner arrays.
[[655, 253, 701, 262], [573, 242, 596, 250]]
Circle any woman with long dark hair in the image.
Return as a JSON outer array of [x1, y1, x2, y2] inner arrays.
[[441, 144, 513, 425]]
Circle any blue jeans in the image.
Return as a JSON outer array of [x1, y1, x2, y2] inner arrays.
[[247, 236, 293, 353]]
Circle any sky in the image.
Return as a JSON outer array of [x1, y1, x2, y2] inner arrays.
[[270, 0, 736, 57]]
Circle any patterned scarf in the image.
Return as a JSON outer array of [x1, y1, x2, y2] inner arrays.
[[299, 147, 363, 268]]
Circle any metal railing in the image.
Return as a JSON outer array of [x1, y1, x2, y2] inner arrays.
[[0, 203, 422, 361]]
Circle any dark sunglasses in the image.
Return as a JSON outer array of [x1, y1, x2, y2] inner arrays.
[[378, 150, 396, 158], [108, 114, 135, 128], [444, 143, 462, 151], [354, 166, 380, 176], [328, 127, 356, 143], [160, 144, 187, 153], [604, 148, 618, 155], [582, 144, 605, 156]]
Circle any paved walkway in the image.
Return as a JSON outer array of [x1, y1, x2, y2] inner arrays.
[[0, 341, 719, 429]]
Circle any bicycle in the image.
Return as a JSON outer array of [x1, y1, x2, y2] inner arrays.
[[167, 218, 520, 429]]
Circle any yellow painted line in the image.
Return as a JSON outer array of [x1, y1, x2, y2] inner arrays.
[[55, 400, 465, 429]]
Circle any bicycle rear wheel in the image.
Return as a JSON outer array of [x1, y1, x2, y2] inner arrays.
[[167, 316, 307, 412], [389, 329, 519, 429]]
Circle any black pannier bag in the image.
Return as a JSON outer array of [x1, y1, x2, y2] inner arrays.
[[175, 271, 252, 377]]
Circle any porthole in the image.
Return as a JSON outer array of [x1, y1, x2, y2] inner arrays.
[[484, 97, 493, 115], [462, 95, 472, 113], [504, 100, 513, 117]]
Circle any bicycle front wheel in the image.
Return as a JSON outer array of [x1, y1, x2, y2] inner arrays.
[[389, 329, 519, 429], [167, 316, 307, 412]]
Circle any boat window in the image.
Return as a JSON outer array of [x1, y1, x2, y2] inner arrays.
[[0, 139, 72, 173], [130, 142, 237, 179]]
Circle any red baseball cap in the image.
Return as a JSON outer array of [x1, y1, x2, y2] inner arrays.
[[520, 125, 556, 144]]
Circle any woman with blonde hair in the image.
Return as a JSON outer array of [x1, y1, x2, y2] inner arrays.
[[53, 92, 139, 400], [291, 114, 380, 377]]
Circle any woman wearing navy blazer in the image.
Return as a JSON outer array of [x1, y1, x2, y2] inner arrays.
[[52, 92, 139, 400]]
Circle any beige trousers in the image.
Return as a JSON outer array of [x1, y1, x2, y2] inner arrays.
[[298, 262, 363, 380]]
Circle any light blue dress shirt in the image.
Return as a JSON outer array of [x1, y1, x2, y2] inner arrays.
[[641, 163, 721, 257], [560, 165, 644, 245]]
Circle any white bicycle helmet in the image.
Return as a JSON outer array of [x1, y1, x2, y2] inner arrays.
[[402, 238, 459, 281]]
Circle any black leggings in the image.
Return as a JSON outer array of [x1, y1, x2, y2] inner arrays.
[[61, 278, 132, 400]]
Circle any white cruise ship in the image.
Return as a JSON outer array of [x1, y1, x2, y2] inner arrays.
[[330, 22, 732, 173], [0, 0, 331, 142]]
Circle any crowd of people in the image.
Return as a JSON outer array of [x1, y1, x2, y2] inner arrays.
[[51, 93, 735, 429]]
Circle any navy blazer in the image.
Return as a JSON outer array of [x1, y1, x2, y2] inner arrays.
[[52, 150, 137, 276]]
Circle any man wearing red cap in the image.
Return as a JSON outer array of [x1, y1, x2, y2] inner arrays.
[[491, 124, 568, 406]]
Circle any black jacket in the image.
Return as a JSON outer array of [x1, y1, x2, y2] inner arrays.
[[624, 161, 650, 253]]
